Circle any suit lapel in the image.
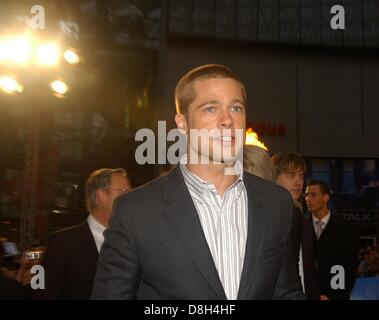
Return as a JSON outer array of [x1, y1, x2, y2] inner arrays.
[[317, 213, 336, 243], [163, 166, 227, 300], [237, 174, 266, 299], [309, 212, 335, 244]]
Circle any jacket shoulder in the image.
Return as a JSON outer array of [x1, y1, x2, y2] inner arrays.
[[244, 171, 292, 200], [116, 173, 168, 205], [112, 169, 176, 222]]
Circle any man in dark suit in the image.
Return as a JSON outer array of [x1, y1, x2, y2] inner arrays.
[[92, 64, 304, 300], [305, 180, 359, 300], [34, 168, 131, 300], [272, 152, 320, 300]]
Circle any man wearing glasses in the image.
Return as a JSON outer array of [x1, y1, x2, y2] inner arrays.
[[34, 168, 131, 300]]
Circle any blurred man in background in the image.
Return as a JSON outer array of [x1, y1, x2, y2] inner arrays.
[[272, 152, 320, 300], [34, 168, 131, 300]]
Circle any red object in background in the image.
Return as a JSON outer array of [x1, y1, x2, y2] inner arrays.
[[277, 123, 286, 136], [246, 121, 287, 137]]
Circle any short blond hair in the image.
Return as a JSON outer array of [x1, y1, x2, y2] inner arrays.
[[175, 64, 246, 115], [244, 145, 277, 182]]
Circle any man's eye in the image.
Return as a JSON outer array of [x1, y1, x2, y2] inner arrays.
[[230, 105, 243, 112], [204, 106, 216, 112]]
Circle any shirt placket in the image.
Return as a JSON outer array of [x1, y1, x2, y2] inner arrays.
[[222, 189, 235, 299]]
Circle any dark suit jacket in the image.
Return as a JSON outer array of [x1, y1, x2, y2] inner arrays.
[[92, 166, 305, 300], [291, 207, 319, 300], [311, 212, 359, 300], [34, 222, 98, 300]]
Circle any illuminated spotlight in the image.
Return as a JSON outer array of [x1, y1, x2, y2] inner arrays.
[[0, 37, 31, 64], [63, 49, 80, 64], [36, 43, 60, 66], [0, 42, 7, 61], [0, 75, 24, 94], [50, 80, 68, 97]]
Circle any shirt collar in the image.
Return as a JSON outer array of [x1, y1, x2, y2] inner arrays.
[[312, 210, 331, 226], [87, 214, 106, 252], [179, 154, 244, 198]]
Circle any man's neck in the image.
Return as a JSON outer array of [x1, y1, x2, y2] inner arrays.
[[90, 210, 109, 228], [312, 207, 329, 221], [186, 162, 238, 197]]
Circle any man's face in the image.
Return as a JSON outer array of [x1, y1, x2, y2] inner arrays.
[[276, 168, 304, 201], [102, 174, 131, 214], [305, 185, 329, 213], [175, 78, 246, 164]]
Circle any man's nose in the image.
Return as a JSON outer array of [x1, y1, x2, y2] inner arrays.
[[218, 109, 233, 127], [294, 175, 302, 185]]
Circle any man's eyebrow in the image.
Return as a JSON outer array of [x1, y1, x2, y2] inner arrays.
[[230, 98, 245, 105], [195, 100, 220, 110], [195, 98, 245, 110]]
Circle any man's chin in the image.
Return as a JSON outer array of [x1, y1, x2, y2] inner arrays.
[[211, 156, 236, 165], [291, 192, 301, 200]]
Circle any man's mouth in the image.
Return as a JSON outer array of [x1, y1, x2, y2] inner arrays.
[[220, 136, 233, 142], [216, 136, 235, 147]]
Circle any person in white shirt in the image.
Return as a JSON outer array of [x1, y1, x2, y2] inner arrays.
[[86, 169, 132, 251], [35, 168, 131, 300]]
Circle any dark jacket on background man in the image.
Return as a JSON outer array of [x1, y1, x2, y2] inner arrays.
[[34, 222, 98, 300], [299, 210, 320, 300], [311, 212, 359, 300], [290, 206, 320, 300]]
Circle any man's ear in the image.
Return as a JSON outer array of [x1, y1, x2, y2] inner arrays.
[[175, 113, 187, 135], [323, 193, 330, 203]]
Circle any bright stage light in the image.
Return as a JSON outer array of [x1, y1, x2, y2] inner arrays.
[[36, 43, 60, 66], [50, 80, 68, 97], [63, 49, 80, 64], [0, 37, 31, 64], [0, 75, 24, 94]]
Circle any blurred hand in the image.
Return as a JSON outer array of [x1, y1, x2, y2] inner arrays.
[[320, 294, 330, 300]]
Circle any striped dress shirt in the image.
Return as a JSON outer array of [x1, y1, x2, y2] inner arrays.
[[180, 157, 248, 300]]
